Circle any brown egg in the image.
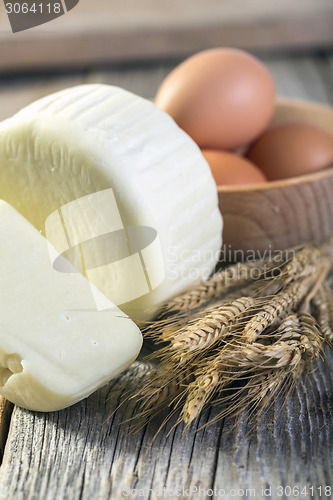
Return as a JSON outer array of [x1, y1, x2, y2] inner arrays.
[[202, 150, 267, 186], [155, 48, 275, 150], [246, 123, 333, 180]]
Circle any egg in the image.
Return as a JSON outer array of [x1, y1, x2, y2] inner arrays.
[[202, 150, 267, 186], [155, 48, 275, 150], [245, 123, 333, 180]]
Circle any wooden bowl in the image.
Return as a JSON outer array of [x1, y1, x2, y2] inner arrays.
[[218, 98, 333, 261]]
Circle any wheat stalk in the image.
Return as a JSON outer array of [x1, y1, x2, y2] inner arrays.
[[170, 297, 255, 361], [282, 245, 329, 284], [132, 239, 333, 431], [312, 283, 333, 344], [135, 369, 194, 413], [157, 244, 327, 318], [181, 365, 221, 425], [157, 259, 274, 316], [181, 311, 322, 425], [274, 313, 300, 337], [243, 276, 315, 342]]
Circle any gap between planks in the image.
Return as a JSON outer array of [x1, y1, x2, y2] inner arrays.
[[0, 397, 13, 465]]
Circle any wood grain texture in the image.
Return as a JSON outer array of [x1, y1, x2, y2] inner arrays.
[[0, 54, 331, 124], [0, 349, 332, 500], [0, 54, 332, 499], [219, 98, 333, 258], [220, 169, 333, 258], [264, 55, 333, 105], [0, 0, 333, 71], [0, 397, 13, 464]]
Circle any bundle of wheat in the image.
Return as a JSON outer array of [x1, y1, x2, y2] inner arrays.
[[134, 240, 333, 429]]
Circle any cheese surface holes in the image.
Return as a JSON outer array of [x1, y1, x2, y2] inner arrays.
[[0, 201, 142, 412]]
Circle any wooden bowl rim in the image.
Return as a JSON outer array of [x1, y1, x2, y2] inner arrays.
[[274, 96, 333, 113], [217, 166, 333, 193], [217, 97, 333, 194]]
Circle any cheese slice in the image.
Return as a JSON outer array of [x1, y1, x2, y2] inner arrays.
[[0, 84, 222, 321], [0, 201, 142, 412]]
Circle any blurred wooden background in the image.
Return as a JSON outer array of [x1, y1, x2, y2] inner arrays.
[[0, 0, 333, 72]]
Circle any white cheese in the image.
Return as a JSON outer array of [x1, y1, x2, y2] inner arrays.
[[0, 84, 222, 321], [0, 201, 142, 412]]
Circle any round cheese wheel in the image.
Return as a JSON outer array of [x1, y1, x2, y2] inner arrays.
[[0, 84, 222, 321]]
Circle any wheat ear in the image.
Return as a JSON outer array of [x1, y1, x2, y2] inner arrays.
[[170, 297, 255, 361], [157, 259, 273, 316], [135, 369, 194, 413], [312, 283, 333, 344], [243, 276, 315, 342], [182, 311, 322, 425], [282, 245, 329, 284]]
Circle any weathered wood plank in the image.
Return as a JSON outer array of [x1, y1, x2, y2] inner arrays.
[[0, 53, 331, 125], [0, 348, 332, 499], [0, 0, 333, 71], [263, 55, 333, 105], [0, 397, 13, 464]]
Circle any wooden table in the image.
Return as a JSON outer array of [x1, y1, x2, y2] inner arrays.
[[0, 52, 332, 499], [0, 0, 333, 71]]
